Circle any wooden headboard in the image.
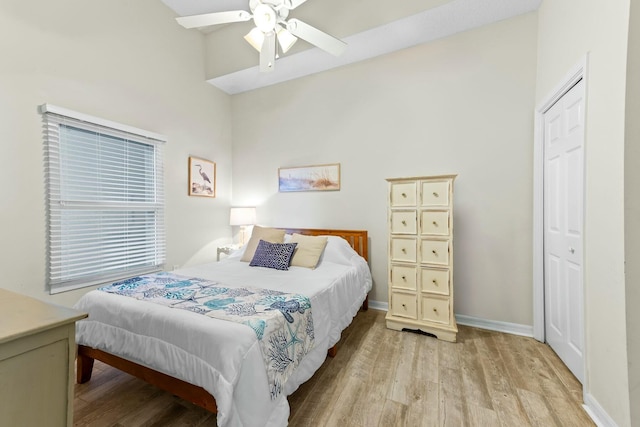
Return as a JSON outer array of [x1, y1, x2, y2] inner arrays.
[[279, 228, 369, 262]]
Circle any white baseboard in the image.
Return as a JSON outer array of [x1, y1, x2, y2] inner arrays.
[[368, 303, 533, 337], [368, 300, 388, 311], [583, 393, 619, 427], [455, 314, 534, 337]]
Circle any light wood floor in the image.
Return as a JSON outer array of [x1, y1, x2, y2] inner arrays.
[[74, 309, 594, 426]]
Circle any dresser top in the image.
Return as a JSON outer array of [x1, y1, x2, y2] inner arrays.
[[0, 288, 87, 343], [386, 174, 457, 182]]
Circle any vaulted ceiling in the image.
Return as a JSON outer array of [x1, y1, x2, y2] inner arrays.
[[160, 0, 541, 94]]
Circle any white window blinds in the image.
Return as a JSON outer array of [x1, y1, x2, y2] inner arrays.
[[41, 104, 166, 294]]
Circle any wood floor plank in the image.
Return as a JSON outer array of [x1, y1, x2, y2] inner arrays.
[[116, 392, 182, 426], [414, 329, 439, 385], [545, 394, 596, 427], [402, 331, 440, 426], [404, 380, 439, 427], [490, 390, 532, 427], [342, 312, 402, 426], [74, 311, 594, 427], [388, 332, 418, 405], [517, 388, 559, 427], [75, 379, 161, 427], [535, 341, 585, 402], [493, 332, 545, 395], [473, 330, 515, 396], [439, 367, 467, 426], [466, 402, 500, 427], [459, 336, 493, 410], [167, 401, 217, 427], [289, 310, 384, 426], [377, 399, 407, 427], [438, 338, 460, 371], [324, 374, 367, 426]]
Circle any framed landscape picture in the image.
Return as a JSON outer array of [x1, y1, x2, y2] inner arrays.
[[188, 156, 216, 197], [278, 163, 340, 192]]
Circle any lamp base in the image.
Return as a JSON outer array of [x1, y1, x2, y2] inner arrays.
[[239, 226, 247, 246]]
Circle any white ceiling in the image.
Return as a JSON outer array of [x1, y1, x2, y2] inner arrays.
[[160, 0, 541, 94]]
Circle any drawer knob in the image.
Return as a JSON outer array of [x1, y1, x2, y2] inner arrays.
[[401, 192, 407, 198], [402, 303, 407, 309], [432, 250, 437, 254], [433, 192, 439, 197], [402, 248, 407, 253], [402, 220, 407, 226], [432, 221, 438, 226], [432, 279, 438, 285], [433, 307, 438, 313], [402, 275, 406, 280]]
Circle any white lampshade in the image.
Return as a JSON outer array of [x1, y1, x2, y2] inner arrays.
[[230, 207, 256, 226], [245, 26, 297, 54], [244, 27, 264, 52], [276, 26, 297, 53]]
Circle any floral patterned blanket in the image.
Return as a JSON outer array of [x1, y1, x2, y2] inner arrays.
[[98, 272, 314, 399]]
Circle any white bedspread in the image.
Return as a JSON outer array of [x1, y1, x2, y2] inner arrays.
[[74, 245, 372, 427]]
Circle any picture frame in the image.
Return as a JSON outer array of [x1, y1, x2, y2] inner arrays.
[[188, 156, 216, 197], [278, 163, 340, 192]]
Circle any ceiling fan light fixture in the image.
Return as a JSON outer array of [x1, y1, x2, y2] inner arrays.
[[253, 3, 277, 33], [175, 0, 345, 73], [276, 26, 297, 53], [244, 27, 265, 52]]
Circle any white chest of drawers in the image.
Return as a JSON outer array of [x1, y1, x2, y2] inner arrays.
[[0, 289, 87, 426], [385, 175, 458, 342]]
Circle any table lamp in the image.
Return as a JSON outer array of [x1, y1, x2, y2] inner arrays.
[[229, 207, 256, 245]]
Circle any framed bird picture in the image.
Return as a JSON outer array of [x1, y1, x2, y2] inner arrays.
[[188, 156, 216, 198]]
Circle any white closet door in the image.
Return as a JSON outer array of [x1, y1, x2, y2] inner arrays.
[[543, 78, 585, 383]]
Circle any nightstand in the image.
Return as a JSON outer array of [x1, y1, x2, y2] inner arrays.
[[217, 245, 240, 261]]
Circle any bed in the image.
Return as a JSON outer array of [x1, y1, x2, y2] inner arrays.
[[74, 228, 371, 427]]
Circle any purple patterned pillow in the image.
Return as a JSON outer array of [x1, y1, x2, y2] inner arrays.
[[249, 240, 298, 270]]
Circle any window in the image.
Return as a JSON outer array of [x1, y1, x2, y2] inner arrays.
[[41, 104, 166, 294]]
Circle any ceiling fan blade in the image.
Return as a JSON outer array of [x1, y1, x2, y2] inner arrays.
[[286, 19, 346, 56], [283, 0, 310, 9], [176, 10, 251, 29], [260, 32, 276, 72]]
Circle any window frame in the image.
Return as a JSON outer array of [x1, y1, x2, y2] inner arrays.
[[41, 104, 166, 294]]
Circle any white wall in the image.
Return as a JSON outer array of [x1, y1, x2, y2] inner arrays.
[[536, 1, 632, 425], [0, 0, 233, 307], [625, 2, 640, 426], [230, 13, 538, 323]]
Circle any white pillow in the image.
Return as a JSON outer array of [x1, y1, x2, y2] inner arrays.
[[240, 226, 286, 262], [289, 233, 328, 269], [319, 235, 359, 266]]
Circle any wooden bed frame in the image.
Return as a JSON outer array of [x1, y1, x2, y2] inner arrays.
[[76, 228, 369, 414]]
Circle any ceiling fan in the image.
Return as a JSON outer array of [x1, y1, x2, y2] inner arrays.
[[175, 0, 347, 72]]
